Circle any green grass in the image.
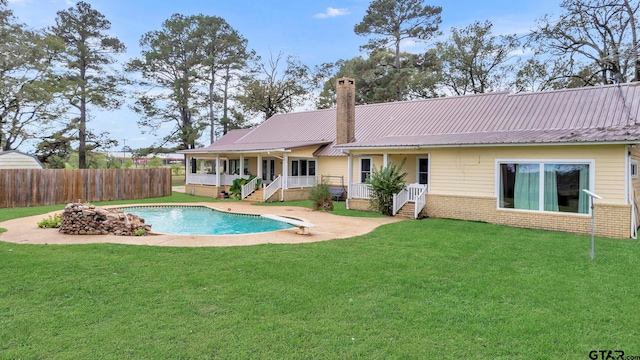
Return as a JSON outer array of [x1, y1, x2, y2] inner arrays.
[[1, 219, 639, 358]]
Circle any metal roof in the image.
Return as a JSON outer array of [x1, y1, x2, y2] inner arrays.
[[186, 83, 640, 156]]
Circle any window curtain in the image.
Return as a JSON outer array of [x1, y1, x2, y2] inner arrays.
[[543, 165, 559, 212], [514, 164, 540, 210], [578, 165, 590, 214]]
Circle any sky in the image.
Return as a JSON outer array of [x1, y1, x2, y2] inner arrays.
[[7, 0, 562, 153]]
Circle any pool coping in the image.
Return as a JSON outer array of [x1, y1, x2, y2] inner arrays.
[[0, 202, 403, 247]]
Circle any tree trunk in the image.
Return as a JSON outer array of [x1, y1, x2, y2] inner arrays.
[[208, 68, 215, 145], [395, 38, 401, 101], [623, 0, 640, 81], [79, 64, 87, 169], [223, 66, 231, 134]]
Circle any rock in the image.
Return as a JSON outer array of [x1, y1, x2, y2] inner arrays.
[[58, 203, 150, 236]]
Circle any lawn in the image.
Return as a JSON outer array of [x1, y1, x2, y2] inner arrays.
[[1, 210, 639, 358]]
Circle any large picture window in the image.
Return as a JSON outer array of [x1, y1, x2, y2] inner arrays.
[[499, 161, 592, 214]]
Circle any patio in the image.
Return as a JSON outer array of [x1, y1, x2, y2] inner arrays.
[[0, 202, 401, 247]]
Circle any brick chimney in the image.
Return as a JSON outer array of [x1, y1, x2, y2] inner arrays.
[[336, 77, 355, 145]]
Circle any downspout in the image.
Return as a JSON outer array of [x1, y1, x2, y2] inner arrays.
[[627, 145, 637, 239]]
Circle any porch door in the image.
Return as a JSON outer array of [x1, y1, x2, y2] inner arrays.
[[262, 158, 276, 183]]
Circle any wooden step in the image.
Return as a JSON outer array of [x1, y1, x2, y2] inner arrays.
[[244, 189, 264, 202], [396, 203, 416, 219]]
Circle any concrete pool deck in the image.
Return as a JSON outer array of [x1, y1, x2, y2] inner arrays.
[[0, 202, 403, 247]]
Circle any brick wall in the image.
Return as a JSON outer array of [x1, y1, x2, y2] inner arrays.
[[185, 184, 225, 198], [425, 194, 630, 238], [346, 198, 372, 211]]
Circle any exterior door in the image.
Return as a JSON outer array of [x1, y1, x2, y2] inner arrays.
[[262, 158, 276, 183]]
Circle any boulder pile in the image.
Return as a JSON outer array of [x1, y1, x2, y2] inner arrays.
[[59, 203, 151, 236]]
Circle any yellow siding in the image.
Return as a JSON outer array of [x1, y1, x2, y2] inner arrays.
[[427, 145, 626, 204], [289, 146, 320, 158], [318, 156, 348, 186]]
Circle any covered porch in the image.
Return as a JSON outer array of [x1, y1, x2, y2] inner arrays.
[[184, 150, 318, 201], [345, 152, 429, 219]]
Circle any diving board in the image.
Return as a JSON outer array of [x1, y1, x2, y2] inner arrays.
[[261, 214, 316, 234]]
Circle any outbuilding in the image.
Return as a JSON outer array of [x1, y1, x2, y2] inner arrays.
[[0, 150, 45, 169]]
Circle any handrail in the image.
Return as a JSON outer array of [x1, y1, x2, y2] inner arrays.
[[263, 176, 282, 201], [392, 188, 408, 216], [407, 183, 427, 202], [414, 186, 428, 219], [241, 177, 260, 199]]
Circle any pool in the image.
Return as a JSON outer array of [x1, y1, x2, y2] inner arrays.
[[123, 206, 294, 235]]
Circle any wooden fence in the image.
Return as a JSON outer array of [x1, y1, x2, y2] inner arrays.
[[0, 168, 172, 208]]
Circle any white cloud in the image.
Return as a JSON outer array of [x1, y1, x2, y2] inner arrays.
[[314, 7, 350, 19]]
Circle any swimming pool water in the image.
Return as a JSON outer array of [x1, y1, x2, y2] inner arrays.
[[124, 206, 293, 235]]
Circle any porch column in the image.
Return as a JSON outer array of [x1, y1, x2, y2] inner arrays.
[[347, 153, 353, 199], [257, 154, 263, 182], [215, 154, 221, 187], [240, 154, 245, 176], [200, 159, 204, 174], [383, 153, 388, 168], [185, 156, 190, 184], [283, 153, 289, 189]]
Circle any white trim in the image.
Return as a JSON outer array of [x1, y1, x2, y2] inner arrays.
[[289, 157, 317, 177], [495, 158, 596, 215], [359, 157, 373, 183], [416, 155, 430, 189], [347, 154, 353, 203], [336, 141, 640, 151]]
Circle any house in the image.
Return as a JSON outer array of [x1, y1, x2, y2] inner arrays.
[[182, 79, 640, 238], [0, 150, 45, 169]]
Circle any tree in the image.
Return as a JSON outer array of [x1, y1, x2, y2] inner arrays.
[[127, 14, 209, 150], [51, 1, 127, 168], [236, 51, 311, 120], [354, 0, 442, 101], [0, 2, 65, 151], [435, 20, 519, 95], [196, 15, 254, 142], [530, 0, 640, 85], [316, 49, 440, 108]]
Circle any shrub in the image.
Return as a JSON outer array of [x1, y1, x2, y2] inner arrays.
[[37, 213, 63, 228], [367, 159, 407, 216], [134, 229, 146, 236], [308, 181, 334, 211], [229, 175, 261, 199]]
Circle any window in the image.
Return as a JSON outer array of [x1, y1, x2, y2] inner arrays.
[[631, 159, 638, 179], [498, 161, 592, 214], [360, 158, 372, 183], [417, 158, 429, 185], [290, 159, 316, 177], [228, 159, 249, 175]]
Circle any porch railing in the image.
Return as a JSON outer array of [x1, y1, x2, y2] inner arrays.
[[392, 188, 408, 216], [187, 174, 218, 186], [407, 183, 427, 202], [241, 176, 260, 199], [350, 183, 372, 199], [263, 175, 282, 201], [186, 174, 247, 186], [414, 186, 428, 219], [287, 176, 317, 188]]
